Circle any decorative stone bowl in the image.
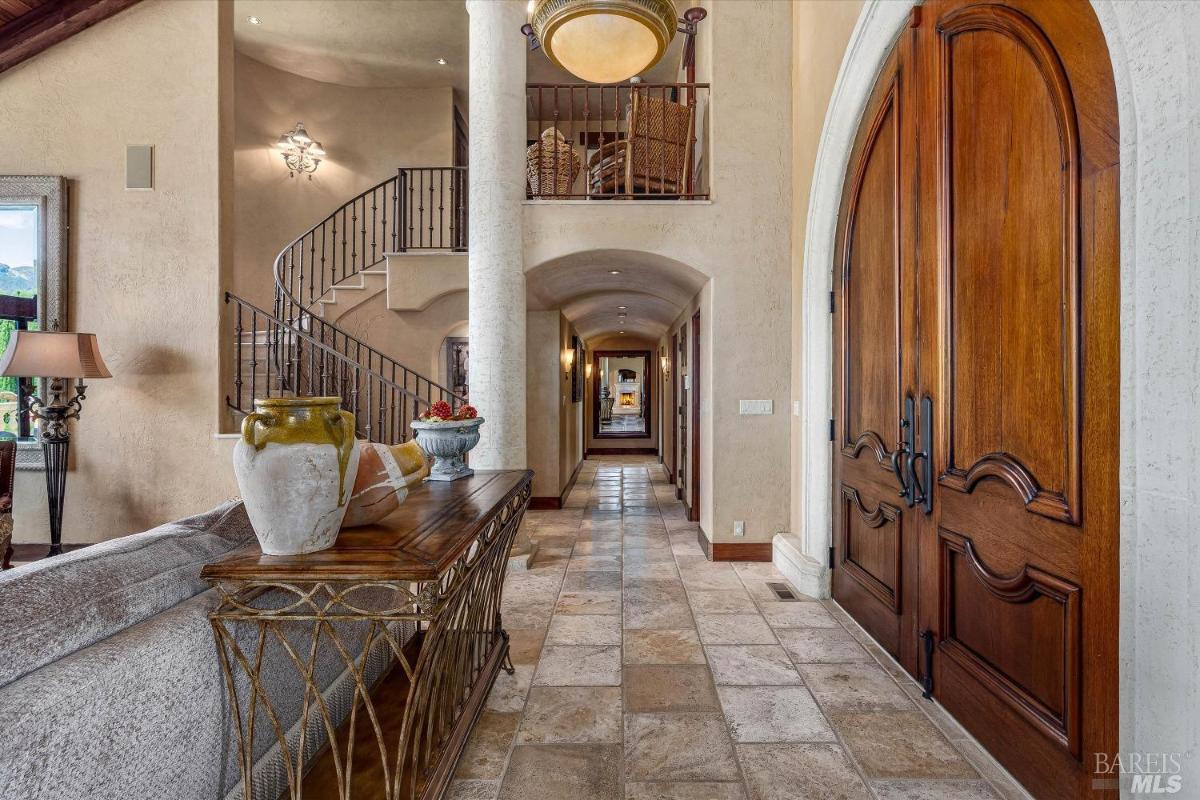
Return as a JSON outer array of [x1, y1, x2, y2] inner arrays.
[[410, 417, 484, 481]]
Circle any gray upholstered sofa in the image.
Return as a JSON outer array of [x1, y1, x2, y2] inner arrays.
[[0, 501, 399, 800]]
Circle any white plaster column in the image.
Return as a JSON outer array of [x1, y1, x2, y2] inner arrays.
[[466, 0, 527, 470], [466, 0, 536, 569]]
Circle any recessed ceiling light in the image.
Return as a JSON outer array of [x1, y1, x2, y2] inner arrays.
[[609, 270, 621, 275], [617, 305, 627, 309], [246, 15, 262, 25], [619, 331, 625, 334], [435, 58, 447, 65]]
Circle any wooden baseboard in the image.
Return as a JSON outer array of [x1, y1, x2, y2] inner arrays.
[[530, 459, 584, 510], [696, 528, 773, 562], [663, 464, 674, 482], [586, 447, 657, 456]]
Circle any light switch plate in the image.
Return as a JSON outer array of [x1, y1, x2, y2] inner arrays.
[[739, 399, 773, 415], [793, 400, 801, 416]]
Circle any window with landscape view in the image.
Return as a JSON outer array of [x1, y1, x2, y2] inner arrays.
[[0, 204, 39, 438]]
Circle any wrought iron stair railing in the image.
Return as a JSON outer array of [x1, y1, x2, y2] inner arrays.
[[226, 293, 456, 445], [225, 166, 467, 444]]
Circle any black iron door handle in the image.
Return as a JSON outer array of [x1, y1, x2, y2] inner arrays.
[[890, 441, 909, 502], [906, 395, 933, 514], [892, 395, 916, 507]]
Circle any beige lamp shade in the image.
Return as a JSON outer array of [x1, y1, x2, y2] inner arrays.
[[531, 0, 677, 84], [0, 331, 112, 379]]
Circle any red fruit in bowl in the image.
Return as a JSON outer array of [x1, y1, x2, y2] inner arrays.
[[426, 400, 453, 420]]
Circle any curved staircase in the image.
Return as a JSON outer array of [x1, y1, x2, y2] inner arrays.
[[224, 167, 467, 444]]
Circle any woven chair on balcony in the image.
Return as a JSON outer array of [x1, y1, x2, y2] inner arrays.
[[587, 90, 695, 196], [526, 127, 582, 198]]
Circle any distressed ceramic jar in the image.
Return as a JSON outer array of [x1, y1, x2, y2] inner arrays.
[[410, 417, 484, 481], [233, 397, 360, 555]]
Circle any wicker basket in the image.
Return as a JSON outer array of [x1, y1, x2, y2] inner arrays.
[[526, 128, 582, 198]]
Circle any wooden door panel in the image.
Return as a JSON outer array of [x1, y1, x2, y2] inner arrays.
[[939, 528, 1080, 755], [833, 2, 1118, 797], [840, 486, 902, 612], [939, 6, 1082, 523], [842, 83, 901, 465], [915, 2, 1119, 797], [832, 31, 918, 673]]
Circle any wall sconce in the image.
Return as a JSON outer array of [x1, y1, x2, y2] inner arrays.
[[585, 362, 593, 380], [563, 347, 575, 379], [276, 122, 325, 179], [661, 354, 670, 378]]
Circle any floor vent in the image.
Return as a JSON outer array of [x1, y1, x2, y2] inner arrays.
[[767, 582, 800, 601]]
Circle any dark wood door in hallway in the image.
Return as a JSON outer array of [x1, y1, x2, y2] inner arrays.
[[832, 2, 1119, 798]]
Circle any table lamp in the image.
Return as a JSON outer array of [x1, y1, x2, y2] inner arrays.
[[0, 331, 111, 557]]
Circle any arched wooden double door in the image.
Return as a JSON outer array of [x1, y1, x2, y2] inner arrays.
[[831, 1, 1118, 798]]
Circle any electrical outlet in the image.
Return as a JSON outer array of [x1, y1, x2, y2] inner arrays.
[[792, 400, 801, 416], [734, 520, 745, 537]]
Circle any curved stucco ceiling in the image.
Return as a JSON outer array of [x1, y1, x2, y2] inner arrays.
[[527, 249, 706, 341], [234, 0, 470, 89], [234, 0, 689, 90]]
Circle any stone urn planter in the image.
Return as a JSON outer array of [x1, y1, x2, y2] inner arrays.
[[233, 397, 360, 555], [410, 417, 484, 481]]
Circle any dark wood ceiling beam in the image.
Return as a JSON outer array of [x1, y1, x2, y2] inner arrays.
[[0, 0, 141, 76]]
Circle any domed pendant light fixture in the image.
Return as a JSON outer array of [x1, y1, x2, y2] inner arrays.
[[527, 0, 680, 84]]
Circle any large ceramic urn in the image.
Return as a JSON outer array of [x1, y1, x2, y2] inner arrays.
[[233, 397, 360, 555]]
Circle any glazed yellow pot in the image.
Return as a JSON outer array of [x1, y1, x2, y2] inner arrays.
[[233, 397, 360, 555]]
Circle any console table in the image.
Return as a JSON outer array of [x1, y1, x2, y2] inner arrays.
[[202, 469, 532, 800]]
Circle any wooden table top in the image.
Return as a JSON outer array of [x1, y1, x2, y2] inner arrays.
[[201, 470, 532, 584]]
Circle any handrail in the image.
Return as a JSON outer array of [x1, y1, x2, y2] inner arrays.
[[268, 168, 467, 421], [226, 292, 454, 445], [525, 82, 709, 199]]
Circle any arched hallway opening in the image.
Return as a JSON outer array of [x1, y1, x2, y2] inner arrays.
[[524, 249, 709, 524]]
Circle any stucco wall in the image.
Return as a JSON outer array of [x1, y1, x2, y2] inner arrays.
[[787, 0, 865, 541], [231, 53, 455, 310], [336, 288, 468, 385], [0, 0, 238, 543], [525, 0, 793, 545], [526, 311, 561, 499]]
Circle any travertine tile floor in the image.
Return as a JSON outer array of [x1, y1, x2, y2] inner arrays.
[[448, 457, 1032, 800]]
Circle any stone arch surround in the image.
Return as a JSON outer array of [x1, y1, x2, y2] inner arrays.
[[791, 0, 1200, 779]]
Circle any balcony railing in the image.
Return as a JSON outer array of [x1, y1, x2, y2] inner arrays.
[[525, 82, 710, 200], [398, 166, 467, 251]]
